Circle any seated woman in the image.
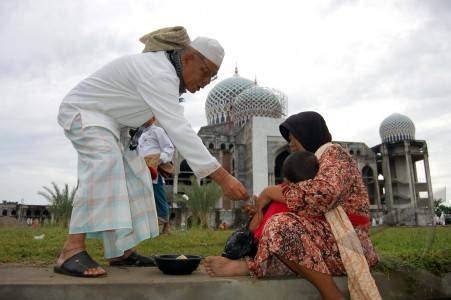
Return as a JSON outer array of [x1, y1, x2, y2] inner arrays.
[[205, 111, 380, 300], [221, 151, 319, 260]]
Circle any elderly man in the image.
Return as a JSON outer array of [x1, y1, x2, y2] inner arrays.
[[54, 26, 248, 278]]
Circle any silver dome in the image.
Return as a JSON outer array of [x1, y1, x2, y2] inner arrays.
[[232, 86, 284, 127], [379, 113, 416, 143], [205, 68, 254, 125]]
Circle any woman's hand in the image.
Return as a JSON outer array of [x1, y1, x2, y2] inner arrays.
[[241, 195, 257, 217]]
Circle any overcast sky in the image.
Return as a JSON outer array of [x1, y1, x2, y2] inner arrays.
[[1, 0, 450, 205]]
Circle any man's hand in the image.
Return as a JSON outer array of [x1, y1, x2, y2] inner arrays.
[[210, 167, 249, 200]]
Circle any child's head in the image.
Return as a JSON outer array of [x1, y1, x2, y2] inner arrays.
[[282, 151, 319, 183]]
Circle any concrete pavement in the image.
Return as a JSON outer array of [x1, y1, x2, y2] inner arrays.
[[0, 265, 449, 300]]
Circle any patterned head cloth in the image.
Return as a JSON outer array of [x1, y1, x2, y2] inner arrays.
[[279, 111, 332, 153], [140, 26, 191, 52]]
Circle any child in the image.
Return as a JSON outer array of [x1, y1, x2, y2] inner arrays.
[[222, 151, 318, 259], [249, 150, 319, 241], [137, 117, 175, 234]]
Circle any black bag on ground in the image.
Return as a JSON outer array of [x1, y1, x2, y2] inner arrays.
[[221, 225, 258, 260]]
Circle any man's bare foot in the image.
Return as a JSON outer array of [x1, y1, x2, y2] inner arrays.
[[204, 256, 250, 277]]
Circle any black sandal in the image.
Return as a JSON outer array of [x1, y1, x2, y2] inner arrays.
[[109, 252, 156, 267], [54, 251, 106, 278]]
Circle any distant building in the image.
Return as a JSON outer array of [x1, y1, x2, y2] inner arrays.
[[166, 69, 435, 227], [372, 113, 434, 225], [0, 201, 52, 224]]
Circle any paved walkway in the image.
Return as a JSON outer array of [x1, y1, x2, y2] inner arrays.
[[0, 265, 449, 300]]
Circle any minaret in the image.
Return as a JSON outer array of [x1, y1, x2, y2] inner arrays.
[[374, 113, 434, 226]]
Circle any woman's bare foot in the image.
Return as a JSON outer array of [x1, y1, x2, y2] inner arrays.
[[56, 234, 106, 277], [204, 256, 250, 277]]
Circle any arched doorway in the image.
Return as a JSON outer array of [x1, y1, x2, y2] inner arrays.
[[362, 166, 376, 205]]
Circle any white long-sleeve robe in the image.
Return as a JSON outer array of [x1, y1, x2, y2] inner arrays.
[[58, 51, 219, 178]]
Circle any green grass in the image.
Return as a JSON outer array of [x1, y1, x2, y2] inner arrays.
[[0, 226, 231, 266], [1, 225, 450, 275], [370, 226, 451, 275]]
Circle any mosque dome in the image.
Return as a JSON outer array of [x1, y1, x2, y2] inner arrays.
[[232, 86, 284, 128], [205, 68, 254, 125], [379, 113, 416, 143]]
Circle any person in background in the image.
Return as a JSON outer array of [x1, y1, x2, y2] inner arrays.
[[55, 26, 248, 278], [137, 117, 174, 234]]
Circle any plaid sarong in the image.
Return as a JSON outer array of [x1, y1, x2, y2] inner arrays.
[[65, 116, 159, 259]]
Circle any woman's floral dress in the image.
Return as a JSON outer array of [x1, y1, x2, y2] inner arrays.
[[246, 144, 379, 277]]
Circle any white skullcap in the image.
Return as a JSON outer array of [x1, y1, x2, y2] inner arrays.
[[190, 37, 224, 68]]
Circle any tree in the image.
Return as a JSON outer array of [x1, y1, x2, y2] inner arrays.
[[177, 177, 221, 228], [38, 182, 77, 227], [434, 198, 451, 217]]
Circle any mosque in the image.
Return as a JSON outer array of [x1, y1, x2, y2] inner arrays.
[[167, 68, 435, 227]]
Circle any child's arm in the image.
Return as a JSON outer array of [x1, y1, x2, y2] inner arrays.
[[248, 213, 261, 232], [255, 185, 285, 211], [248, 186, 285, 233], [245, 195, 260, 232]]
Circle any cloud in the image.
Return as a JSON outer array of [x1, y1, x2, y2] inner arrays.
[[0, 0, 450, 203]]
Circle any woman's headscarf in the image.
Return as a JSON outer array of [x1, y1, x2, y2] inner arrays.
[[279, 111, 332, 152]]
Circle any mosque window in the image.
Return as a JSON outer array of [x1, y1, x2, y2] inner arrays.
[[179, 160, 195, 185], [362, 166, 376, 204], [419, 191, 428, 198]]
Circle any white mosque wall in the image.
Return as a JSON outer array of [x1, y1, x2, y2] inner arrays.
[[251, 116, 286, 196]]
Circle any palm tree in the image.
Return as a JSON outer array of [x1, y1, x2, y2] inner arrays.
[[38, 182, 77, 227]]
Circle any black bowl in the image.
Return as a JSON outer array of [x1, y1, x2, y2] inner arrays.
[[155, 255, 202, 275]]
